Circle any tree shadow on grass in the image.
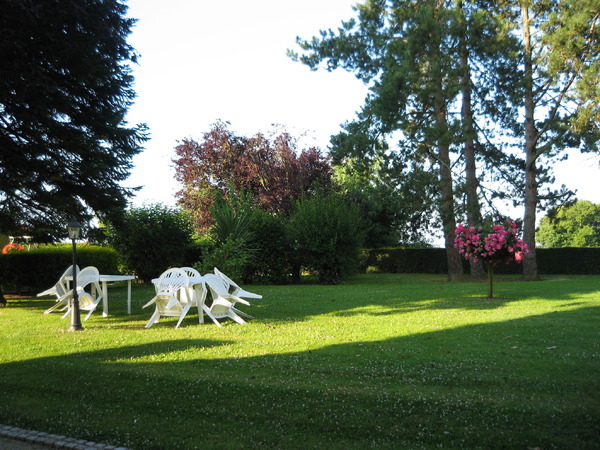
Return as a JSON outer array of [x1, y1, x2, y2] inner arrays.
[[9, 273, 600, 326], [0, 306, 598, 449]]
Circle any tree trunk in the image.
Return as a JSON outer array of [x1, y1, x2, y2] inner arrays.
[[521, 4, 540, 281], [433, 46, 464, 282], [458, 0, 485, 280], [486, 262, 494, 298]]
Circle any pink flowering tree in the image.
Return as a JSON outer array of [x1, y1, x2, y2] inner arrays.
[[454, 220, 529, 298]]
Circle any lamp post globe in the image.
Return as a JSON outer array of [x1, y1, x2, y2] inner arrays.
[[68, 220, 83, 331]]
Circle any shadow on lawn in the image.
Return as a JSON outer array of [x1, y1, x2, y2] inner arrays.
[[1, 305, 599, 449], [12, 273, 600, 327], [257, 274, 600, 322]]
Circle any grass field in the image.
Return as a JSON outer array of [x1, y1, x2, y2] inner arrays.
[[0, 273, 599, 449]]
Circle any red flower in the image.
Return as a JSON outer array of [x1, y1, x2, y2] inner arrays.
[[2, 243, 26, 254]]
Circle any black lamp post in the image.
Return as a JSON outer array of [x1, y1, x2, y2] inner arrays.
[[67, 220, 83, 331]]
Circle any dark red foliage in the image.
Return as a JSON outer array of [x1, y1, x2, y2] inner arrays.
[[173, 121, 332, 231]]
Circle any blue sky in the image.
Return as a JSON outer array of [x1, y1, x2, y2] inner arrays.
[[123, 0, 599, 213]]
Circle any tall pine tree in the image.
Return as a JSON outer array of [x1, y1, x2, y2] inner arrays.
[[0, 0, 147, 241], [517, 0, 599, 280]]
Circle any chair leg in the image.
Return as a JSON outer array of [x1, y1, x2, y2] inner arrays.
[[61, 307, 72, 319], [232, 307, 254, 319], [203, 307, 222, 327], [84, 307, 96, 321], [175, 304, 192, 328], [44, 302, 65, 314], [227, 311, 246, 325], [145, 310, 160, 328]]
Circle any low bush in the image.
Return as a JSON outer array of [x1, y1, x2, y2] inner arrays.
[[361, 247, 600, 275], [243, 209, 293, 284], [289, 193, 366, 284], [195, 236, 253, 282], [106, 204, 194, 282], [0, 244, 119, 293]]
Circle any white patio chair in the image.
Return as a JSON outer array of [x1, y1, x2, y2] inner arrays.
[[59, 266, 103, 321], [40, 265, 80, 314], [180, 267, 207, 324], [213, 267, 260, 319], [143, 268, 191, 328], [202, 274, 251, 327]]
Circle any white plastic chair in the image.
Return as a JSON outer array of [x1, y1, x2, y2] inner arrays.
[[213, 267, 260, 319], [143, 268, 191, 328], [180, 267, 207, 324], [59, 266, 103, 321], [40, 265, 80, 314], [202, 274, 251, 327]]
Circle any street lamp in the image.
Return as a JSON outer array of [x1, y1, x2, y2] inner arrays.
[[67, 220, 83, 331]]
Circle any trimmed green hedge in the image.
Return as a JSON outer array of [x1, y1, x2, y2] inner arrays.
[[361, 247, 600, 275], [0, 245, 120, 294]]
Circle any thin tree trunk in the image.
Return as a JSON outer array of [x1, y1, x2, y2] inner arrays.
[[458, 0, 485, 280], [433, 45, 464, 282], [521, 4, 540, 281], [486, 262, 494, 298], [439, 144, 464, 282]]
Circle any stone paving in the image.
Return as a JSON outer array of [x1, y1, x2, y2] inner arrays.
[[0, 425, 127, 450]]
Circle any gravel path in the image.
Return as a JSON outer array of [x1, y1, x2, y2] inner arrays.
[[0, 425, 127, 449]]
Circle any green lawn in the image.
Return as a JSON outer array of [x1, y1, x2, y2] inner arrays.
[[1, 274, 599, 449]]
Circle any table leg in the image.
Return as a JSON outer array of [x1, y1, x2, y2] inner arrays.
[[127, 280, 132, 314], [102, 281, 109, 317]]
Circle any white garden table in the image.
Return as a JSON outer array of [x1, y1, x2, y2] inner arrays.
[[66, 273, 135, 316], [99, 274, 135, 316]]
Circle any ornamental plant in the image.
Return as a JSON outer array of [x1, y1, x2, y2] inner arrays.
[[2, 243, 25, 254], [454, 220, 528, 298]]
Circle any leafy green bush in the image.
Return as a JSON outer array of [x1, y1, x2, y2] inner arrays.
[[244, 209, 293, 284], [106, 204, 194, 282], [210, 194, 254, 244], [195, 236, 253, 282], [194, 195, 256, 282], [289, 193, 366, 284]]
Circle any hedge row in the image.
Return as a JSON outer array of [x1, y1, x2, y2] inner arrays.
[[0, 245, 120, 294], [361, 247, 600, 275]]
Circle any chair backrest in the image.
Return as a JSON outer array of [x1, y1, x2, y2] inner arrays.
[[156, 268, 189, 295], [203, 275, 234, 316], [62, 265, 79, 278], [180, 267, 201, 279], [203, 273, 230, 297], [214, 267, 239, 291], [76, 266, 100, 289], [49, 265, 76, 296]]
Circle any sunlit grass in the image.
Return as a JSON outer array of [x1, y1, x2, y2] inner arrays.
[[0, 274, 599, 448]]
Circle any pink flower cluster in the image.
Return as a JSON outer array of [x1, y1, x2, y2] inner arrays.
[[454, 220, 529, 266]]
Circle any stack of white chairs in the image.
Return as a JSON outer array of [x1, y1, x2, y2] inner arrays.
[[214, 267, 262, 300], [58, 266, 103, 321], [201, 274, 251, 327], [39, 265, 80, 314], [213, 267, 260, 319], [143, 268, 191, 328], [143, 267, 261, 328]]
